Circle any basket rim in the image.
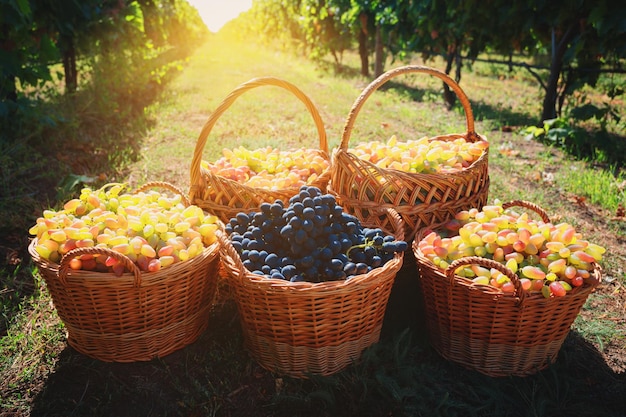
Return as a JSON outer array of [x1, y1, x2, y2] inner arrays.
[[331, 136, 488, 181], [412, 235, 602, 303], [28, 237, 220, 288], [196, 152, 331, 197]]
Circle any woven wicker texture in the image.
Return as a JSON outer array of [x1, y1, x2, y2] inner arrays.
[[413, 201, 600, 377], [189, 76, 330, 223], [28, 183, 221, 362], [219, 208, 405, 377], [329, 65, 490, 241]]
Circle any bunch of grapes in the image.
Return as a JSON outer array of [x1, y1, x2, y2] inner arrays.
[[225, 186, 407, 283], [416, 202, 605, 298], [202, 146, 329, 190], [350, 135, 488, 175], [29, 183, 220, 274]]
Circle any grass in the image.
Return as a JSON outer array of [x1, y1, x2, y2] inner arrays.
[[559, 164, 626, 214], [1, 32, 626, 416]]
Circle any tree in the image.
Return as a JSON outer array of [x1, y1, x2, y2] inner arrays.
[[300, 0, 352, 66], [0, 0, 58, 103], [419, 0, 626, 122], [526, 0, 626, 122]]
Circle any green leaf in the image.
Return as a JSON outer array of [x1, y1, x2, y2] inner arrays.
[[38, 35, 60, 63], [124, 1, 145, 32], [14, 0, 32, 18], [56, 174, 97, 201], [570, 104, 604, 121]]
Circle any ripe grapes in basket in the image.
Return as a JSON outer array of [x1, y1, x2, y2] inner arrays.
[[350, 135, 488, 174], [416, 201, 605, 298], [29, 183, 220, 274], [202, 146, 329, 189], [225, 185, 407, 283]]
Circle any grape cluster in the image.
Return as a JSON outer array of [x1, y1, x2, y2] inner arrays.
[[202, 146, 329, 189], [225, 186, 407, 283], [350, 134, 488, 174], [29, 183, 220, 274], [417, 202, 605, 298]]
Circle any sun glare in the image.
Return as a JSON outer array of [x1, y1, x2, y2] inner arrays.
[[186, 0, 253, 33]]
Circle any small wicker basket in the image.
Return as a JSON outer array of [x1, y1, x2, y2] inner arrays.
[[413, 201, 601, 377], [329, 65, 489, 241], [28, 182, 221, 362], [188, 76, 330, 224], [219, 208, 405, 377]]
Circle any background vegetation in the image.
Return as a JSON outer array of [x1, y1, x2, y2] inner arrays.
[[1, 1, 625, 416]]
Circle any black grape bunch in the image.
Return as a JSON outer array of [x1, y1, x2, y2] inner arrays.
[[225, 185, 407, 283]]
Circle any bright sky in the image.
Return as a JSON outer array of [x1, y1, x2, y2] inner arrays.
[[186, 0, 253, 32]]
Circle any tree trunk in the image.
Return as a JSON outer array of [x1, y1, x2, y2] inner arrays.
[[541, 24, 578, 123], [62, 36, 77, 94], [0, 24, 17, 102], [358, 28, 369, 76], [374, 25, 384, 78], [442, 45, 457, 108], [358, 14, 369, 77], [1, 74, 17, 102], [541, 60, 561, 122]]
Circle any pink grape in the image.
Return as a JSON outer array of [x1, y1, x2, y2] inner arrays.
[[549, 281, 567, 297], [417, 200, 605, 294]]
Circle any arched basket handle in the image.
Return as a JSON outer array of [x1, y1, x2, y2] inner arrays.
[[445, 256, 526, 305], [189, 77, 328, 203], [135, 181, 190, 207], [58, 246, 142, 287], [340, 65, 481, 151], [501, 200, 551, 223]]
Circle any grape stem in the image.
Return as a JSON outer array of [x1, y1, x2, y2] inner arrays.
[[346, 239, 376, 258]]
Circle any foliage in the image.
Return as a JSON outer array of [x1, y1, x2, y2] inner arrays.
[[243, 0, 626, 127], [0, 0, 208, 335], [299, 0, 352, 65], [522, 78, 626, 167], [226, 0, 306, 51]]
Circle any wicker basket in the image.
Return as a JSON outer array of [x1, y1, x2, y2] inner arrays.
[[329, 65, 489, 241], [188, 76, 330, 224], [413, 201, 601, 377], [28, 182, 221, 362], [219, 208, 405, 377]]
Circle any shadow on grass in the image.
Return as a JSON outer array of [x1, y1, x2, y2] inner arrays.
[[29, 262, 626, 417], [29, 300, 277, 417], [379, 79, 538, 128]]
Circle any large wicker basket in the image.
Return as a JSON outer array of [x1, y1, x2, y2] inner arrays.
[[413, 201, 601, 377], [28, 183, 221, 362], [219, 208, 405, 377], [188, 76, 330, 224], [329, 65, 489, 241]]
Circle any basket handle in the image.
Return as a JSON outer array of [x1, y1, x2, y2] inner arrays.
[[58, 246, 142, 287], [340, 65, 480, 150], [445, 256, 527, 305], [501, 200, 550, 223], [189, 77, 328, 201], [135, 181, 190, 207]]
